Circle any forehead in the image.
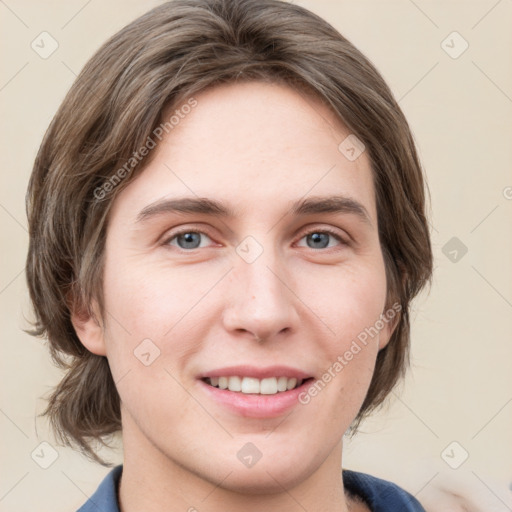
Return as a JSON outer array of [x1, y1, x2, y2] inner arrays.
[[110, 80, 377, 224]]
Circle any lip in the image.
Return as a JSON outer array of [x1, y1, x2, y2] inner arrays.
[[197, 366, 315, 419], [197, 365, 313, 380]]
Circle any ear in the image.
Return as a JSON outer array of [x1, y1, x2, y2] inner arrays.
[[377, 302, 402, 351], [378, 260, 407, 350], [70, 298, 107, 356]]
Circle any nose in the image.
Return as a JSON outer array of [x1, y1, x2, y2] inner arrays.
[[221, 244, 299, 343]]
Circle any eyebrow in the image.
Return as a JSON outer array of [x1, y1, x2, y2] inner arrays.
[[136, 195, 373, 227]]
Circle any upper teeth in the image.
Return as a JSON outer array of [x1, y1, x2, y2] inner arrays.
[[206, 376, 303, 394]]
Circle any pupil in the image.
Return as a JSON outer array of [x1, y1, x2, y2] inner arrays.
[[309, 232, 329, 249], [178, 232, 200, 249]]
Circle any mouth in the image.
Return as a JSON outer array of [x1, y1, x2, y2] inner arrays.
[[201, 376, 314, 395], [197, 366, 316, 418], [197, 365, 315, 417]]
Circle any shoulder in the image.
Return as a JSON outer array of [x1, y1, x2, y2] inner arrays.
[[76, 465, 122, 512], [342, 469, 426, 511]]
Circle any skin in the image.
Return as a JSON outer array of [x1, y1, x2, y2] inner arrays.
[[73, 81, 397, 512]]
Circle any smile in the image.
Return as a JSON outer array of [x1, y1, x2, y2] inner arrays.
[[202, 376, 310, 395]]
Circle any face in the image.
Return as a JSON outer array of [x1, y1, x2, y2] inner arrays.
[[75, 81, 395, 493]]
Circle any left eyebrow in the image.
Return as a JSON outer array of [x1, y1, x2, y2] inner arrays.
[[290, 195, 373, 227], [135, 194, 373, 227]]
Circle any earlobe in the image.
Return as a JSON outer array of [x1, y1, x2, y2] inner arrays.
[[70, 299, 107, 356]]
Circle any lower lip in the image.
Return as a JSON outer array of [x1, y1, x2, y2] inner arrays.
[[197, 378, 314, 418]]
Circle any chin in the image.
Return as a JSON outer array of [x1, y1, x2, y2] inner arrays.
[[208, 461, 311, 495]]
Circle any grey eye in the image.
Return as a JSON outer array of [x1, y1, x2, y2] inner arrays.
[[168, 231, 212, 250], [306, 232, 331, 249]]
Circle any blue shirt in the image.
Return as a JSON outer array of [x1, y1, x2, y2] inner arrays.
[[77, 464, 425, 511]]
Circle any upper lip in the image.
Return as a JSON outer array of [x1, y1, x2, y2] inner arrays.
[[198, 365, 313, 380]]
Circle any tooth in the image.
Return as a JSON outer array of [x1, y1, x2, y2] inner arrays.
[[208, 375, 306, 393], [276, 376, 288, 392], [286, 377, 297, 390], [227, 376, 242, 392], [260, 377, 278, 394], [241, 377, 260, 394]]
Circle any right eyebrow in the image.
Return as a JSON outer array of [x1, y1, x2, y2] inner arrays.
[[136, 197, 234, 223]]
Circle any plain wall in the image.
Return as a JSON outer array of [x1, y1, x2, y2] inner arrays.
[[1, 1, 511, 511]]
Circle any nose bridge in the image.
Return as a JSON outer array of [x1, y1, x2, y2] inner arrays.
[[223, 236, 297, 340], [244, 251, 284, 303]]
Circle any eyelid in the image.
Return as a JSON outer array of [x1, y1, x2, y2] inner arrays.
[[161, 223, 351, 250], [296, 225, 350, 247], [161, 225, 217, 248]]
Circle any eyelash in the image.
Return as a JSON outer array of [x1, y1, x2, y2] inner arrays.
[[163, 226, 348, 251], [299, 227, 348, 248]]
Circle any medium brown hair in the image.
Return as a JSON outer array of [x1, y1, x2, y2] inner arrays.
[[26, 0, 433, 465]]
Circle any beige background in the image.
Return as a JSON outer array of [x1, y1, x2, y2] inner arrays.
[[1, 1, 511, 511]]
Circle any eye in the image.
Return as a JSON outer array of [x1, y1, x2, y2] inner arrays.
[[296, 228, 346, 250], [165, 230, 214, 250], [163, 227, 347, 251]]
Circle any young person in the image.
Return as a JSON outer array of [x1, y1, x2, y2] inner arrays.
[[26, 1, 433, 510]]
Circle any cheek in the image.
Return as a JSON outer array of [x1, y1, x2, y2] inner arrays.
[[299, 258, 388, 347], [100, 253, 219, 382], [102, 255, 203, 335], [99, 256, 196, 423], [296, 258, 388, 405]]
